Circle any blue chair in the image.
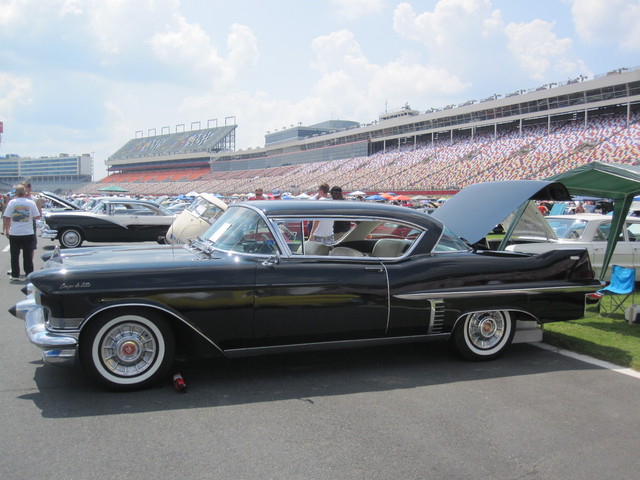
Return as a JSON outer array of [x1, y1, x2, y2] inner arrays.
[[598, 265, 636, 317]]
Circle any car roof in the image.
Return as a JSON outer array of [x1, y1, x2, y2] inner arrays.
[[94, 197, 160, 206], [233, 200, 443, 230]]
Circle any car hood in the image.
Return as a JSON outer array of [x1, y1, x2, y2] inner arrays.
[[30, 243, 252, 295], [39, 244, 199, 271], [40, 191, 81, 210], [431, 180, 570, 244]]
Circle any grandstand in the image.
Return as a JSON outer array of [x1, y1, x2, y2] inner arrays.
[[83, 66, 640, 196]]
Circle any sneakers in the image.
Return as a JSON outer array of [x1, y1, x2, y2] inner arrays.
[[9, 277, 20, 283]]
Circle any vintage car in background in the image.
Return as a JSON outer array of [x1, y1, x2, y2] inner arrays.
[[12, 196, 601, 390], [505, 213, 640, 280], [162, 192, 227, 245], [38, 191, 82, 212], [41, 197, 176, 248]]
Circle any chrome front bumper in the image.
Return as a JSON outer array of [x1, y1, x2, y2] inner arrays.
[[40, 227, 58, 239], [14, 298, 78, 366]]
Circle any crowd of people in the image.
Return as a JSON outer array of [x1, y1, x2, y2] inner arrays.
[[72, 111, 640, 198]]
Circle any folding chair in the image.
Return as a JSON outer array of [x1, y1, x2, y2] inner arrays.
[[598, 265, 636, 317]]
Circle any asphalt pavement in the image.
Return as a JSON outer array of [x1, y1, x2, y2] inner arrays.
[[1, 236, 639, 480]]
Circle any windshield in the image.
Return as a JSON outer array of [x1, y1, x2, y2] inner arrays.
[[199, 206, 278, 255], [188, 196, 225, 222], [433, 226, 471, 252], [546, 218, 589, 239]]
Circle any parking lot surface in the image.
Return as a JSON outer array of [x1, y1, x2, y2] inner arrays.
[[1, 238, 639, 479]]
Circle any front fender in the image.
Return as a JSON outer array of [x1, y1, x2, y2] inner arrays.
[[81, 299, 228, 357]]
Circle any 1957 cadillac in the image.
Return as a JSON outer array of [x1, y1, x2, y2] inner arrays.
[[11, 181, 602, 390]]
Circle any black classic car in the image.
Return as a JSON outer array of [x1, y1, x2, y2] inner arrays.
[[13, 195, 601, 390], [41, 197, 176, 248]]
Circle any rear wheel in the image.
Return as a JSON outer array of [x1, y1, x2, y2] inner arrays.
[[59, 228, 83, 248], [453, 310, 514, 361], [80, 309, 175, 390]]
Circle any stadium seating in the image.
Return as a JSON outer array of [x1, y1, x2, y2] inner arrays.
[[77, 111, 640, 197]]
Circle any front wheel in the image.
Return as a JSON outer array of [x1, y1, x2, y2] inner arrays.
[[80, 309, 175, 390], [59, 228, 84, 248], [453, 310, 514, 361]]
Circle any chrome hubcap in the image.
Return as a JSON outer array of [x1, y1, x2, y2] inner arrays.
[[467, 311, 506, 349], [100, 323, 157, 376], [62, 231, 80, 246]]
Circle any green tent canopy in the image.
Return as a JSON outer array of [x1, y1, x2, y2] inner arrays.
[[98, 185, 129, 192], [547, 161, 640, 279]]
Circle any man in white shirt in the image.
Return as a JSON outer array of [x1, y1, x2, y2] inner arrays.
[[309, 183, 334, 244], [3, 185, 41, 282]]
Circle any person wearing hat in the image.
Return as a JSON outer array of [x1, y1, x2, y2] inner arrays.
[[272, 188, 282, 200]]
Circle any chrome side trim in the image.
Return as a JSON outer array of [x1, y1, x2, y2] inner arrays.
[[395, 284, 598, 300], [427, 299, 446, 334], [224, 333, 450, 358], [381, 264, 391, 334]]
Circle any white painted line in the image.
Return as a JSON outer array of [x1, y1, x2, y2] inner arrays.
[[534, 342, 640, 379]]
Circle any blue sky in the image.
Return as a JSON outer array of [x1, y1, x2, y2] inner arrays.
[[1, 0, 639, 180]]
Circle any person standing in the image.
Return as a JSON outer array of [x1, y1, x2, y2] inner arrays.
[[3, 185, 41, 282], [309, 183, 334, 244], [21, 181, 43, 258], [330, 186, 351, 240], [252, 188, 266, 200]]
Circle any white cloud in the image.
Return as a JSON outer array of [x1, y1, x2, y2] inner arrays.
[[505, 19, 588, 81], [0, 73, 32, 119], [571, 0, 640, 51], [151, 18, 258, 85], [309, 29, 469, 120], [391, 0, 507, 82], [331, 0, 384, 20], [393, 0, 499, 50]]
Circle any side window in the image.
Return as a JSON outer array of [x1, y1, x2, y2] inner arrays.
[[626, 223, 640, 242], [366, 221, 421, 258], [433, 226, 470, 252], [593, 223, 610, 241], [134, 204, 157, 216]]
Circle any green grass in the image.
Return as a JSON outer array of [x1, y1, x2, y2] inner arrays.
[[542, 298, 640, 371]]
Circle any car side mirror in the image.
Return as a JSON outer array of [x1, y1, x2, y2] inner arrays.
[[262, 250, 280, 267]]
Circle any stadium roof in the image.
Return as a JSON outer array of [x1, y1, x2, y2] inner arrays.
[[109, 125, 236, 161]]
